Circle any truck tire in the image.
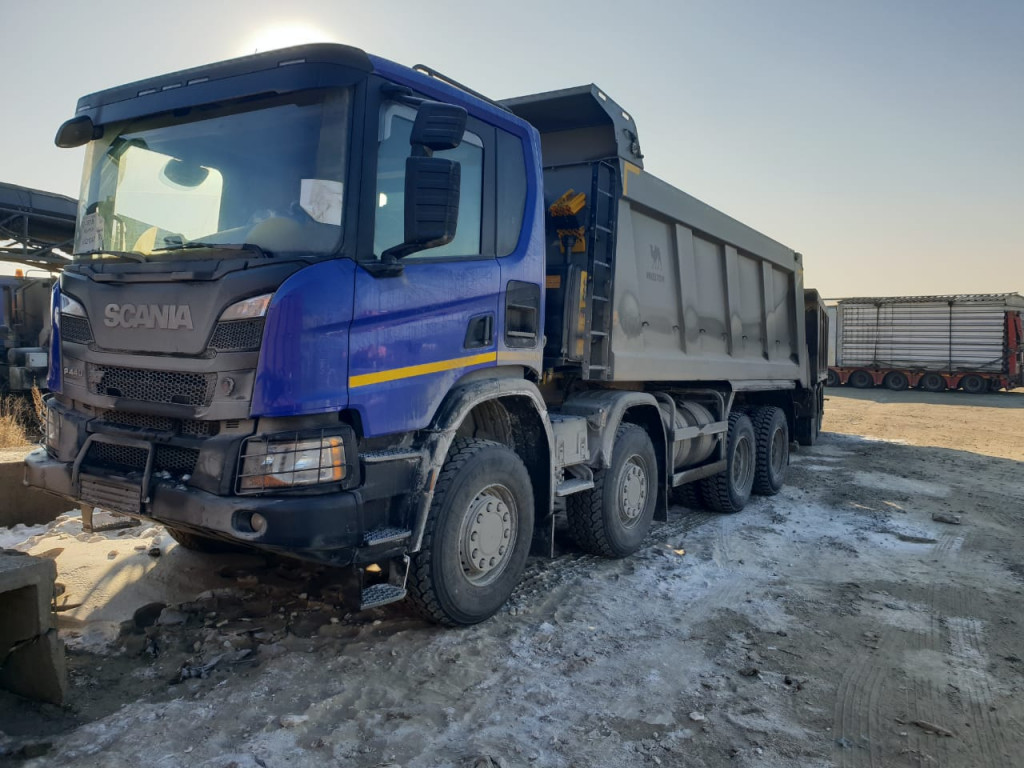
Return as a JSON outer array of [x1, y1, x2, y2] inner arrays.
[[919, 373, 946, 392], [566, 423, 657, 558], [670, 482, 704, 510], [883, 371, 909, 391], [700, 412, 756, 513], [960, 374, 987, 395], [751, 406, 788, 496], [408, 439, 534, 626], [848, 370, 873, 389], [165, 526, 247, 554], [826, 370, 840, 387]]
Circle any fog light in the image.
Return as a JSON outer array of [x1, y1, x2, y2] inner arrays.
[[250, 512, 268, 533]]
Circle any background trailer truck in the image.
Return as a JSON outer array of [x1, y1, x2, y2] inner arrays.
[[828, 294, 1024, 393], [26, 44, 826, 625], [0, 182, 76, 393]]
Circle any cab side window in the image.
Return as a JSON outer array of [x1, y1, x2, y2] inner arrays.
[[374, 104, 484, 259]]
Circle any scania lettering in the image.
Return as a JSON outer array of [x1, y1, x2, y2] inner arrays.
[[103, 303, 194, 330], [26, 45, 827, 625]]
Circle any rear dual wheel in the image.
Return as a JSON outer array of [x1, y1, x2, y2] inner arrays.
[[751, 406, 788, 496], [960, 374, 987, 395], [919, 373, 946, 392], [700, 412, 756, 513], [848, 370, 873, 389], [883, 371, 909, 391], [567, 424, 658, 558]]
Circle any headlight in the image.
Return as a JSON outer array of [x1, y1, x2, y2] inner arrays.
[[59, 294, 88, 317], [238, 434, 347, 493], [220, 294, 273, 322]]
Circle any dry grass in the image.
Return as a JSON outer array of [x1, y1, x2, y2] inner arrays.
[[0, 389, 43, 448]]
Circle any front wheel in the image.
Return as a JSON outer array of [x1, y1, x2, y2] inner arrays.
[[567, 423, 658, 558], [700, 412, 756, 513], [408, 439, 534, 626]]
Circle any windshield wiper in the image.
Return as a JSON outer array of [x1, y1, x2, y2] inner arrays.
[[156, 242, 273, 259], [75, 249, 148, 263]]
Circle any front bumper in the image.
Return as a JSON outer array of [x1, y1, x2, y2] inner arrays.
[[25, 448, 369, 566]]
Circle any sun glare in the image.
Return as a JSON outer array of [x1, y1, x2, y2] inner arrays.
[[245, 23, 333, 54]]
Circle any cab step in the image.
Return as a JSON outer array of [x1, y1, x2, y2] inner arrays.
[[360, 583, 407, 610], [362, 527, 412, 547]]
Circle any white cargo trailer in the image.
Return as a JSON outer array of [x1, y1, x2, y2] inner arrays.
[[828, 294, 1024, 393]]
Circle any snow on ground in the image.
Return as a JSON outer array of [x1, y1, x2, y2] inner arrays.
[[2, 393, 1023, 768]]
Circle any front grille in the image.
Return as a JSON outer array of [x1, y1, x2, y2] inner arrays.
[[86, 442, 148, 473], [210, 319, 264, 352], [154, 445, 199, 474], [89, 365, 214, 406], [84, 440, 198, 476], [103, 410, 176, 432], [61, 315, 93, 344], [98, 409, 215, 437], [181, 419, 214, 438]]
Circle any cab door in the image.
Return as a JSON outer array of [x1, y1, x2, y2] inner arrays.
[[349, 101, 498, 437]]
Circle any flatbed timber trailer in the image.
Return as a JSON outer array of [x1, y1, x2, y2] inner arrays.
[[26, 45, 826, 624], [828, 294, 1024, 393]]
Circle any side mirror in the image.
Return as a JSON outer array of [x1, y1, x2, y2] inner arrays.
[[409, 102, 467, 153], [55, 115, 102, 148], [381, 156, 461, 263], [376, 101, 466, 270]]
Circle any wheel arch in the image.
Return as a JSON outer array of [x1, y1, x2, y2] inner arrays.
[[411, 377, 554, 554], [561, 390, 670, 522]]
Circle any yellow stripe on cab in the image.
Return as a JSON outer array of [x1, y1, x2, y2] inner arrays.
[[349, 351, 497, 389]]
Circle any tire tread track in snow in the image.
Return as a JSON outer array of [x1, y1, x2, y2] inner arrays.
[[511, 508, 718, 619]]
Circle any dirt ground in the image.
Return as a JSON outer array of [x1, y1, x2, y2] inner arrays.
[[2, 388, 1023, 767]]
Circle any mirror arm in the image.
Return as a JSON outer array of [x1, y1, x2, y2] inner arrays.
[[363, 248, 413, 278], [381, 84, 426, 108]]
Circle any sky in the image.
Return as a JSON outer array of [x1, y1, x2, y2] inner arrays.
[[2, 0, 1022, 298]]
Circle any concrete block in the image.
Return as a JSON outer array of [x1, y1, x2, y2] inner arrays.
[[0, 551, 65, 705], [0, 457, 70, 527], [0, 629, 66, 705]]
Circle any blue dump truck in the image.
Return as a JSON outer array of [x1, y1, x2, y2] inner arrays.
[[26, 45, 827, 624]]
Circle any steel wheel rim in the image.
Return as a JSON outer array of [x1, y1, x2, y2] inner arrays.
[[617, 455, 649, 528], [458, 484, 518, 586], [770, 427, 786, 476], [733, 435, 754, 490]]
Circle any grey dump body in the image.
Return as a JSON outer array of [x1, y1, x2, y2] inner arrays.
[[504, 85, 810, 391], [835, 294, 1024, 373]]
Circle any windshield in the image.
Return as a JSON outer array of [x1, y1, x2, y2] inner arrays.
[[74, 88, 351, 260]]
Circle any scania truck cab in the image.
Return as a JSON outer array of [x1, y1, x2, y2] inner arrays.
[[27, 44, 826, 625], [28, 45, 551, 624]]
